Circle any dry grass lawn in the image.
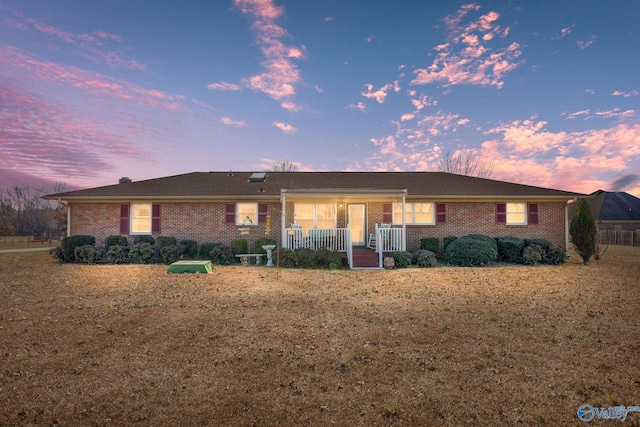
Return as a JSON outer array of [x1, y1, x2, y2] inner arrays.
[[1, 246, 639, 426]]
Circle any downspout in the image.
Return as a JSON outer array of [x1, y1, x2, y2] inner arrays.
[[66, 203, 71, 237], [565, 199, 573, 254]]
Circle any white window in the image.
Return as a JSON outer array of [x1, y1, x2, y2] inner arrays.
[[131, 203, 152, 234], [507, 203, 527, 225], [392, 202, 435, 225], [236, 203, 258, 225], [294, 204, 336, 230]]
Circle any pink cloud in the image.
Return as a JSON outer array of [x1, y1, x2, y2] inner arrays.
[[220, 117, 247, 127], [207, 82, 242, 91], [272, 121, 297, 133], [361, 81, 401, 104], [577, 36, 596, 49], [233, 0, 305, 108], [411, 5, 522, 88], [612, 90, 639, 97]]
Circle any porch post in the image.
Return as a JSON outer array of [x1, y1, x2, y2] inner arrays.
[[67, 204, 71, 237], [402, 190, 407, 251], [281, 191, 287, 248]]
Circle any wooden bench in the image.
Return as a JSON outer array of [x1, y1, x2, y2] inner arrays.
[[235, 254, 264, 266]]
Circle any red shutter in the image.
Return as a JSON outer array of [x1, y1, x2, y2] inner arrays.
[[528, 203, 539, 224], [120, 204, 129, 235], [258, 203, 268, 224], [496, 203, 506, 224], [151, 203, 161, 233], [382, 203, 393, 223], [225, 204, 236, 223], [436, 203, 446, 224]]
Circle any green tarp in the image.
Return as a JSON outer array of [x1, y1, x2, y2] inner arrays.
[[167, 260, 213, 274]]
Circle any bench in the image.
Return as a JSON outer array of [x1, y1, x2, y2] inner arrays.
[[235, 254, 265, 266]]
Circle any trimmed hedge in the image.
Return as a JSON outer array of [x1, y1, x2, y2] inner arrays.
[[156, 236, 177, 248], [443, 236, 458, 250], [134, 235, 155, 245], [105, 235, 128, 248], [420, 238, 439, 253], [179, 239, 198, 258], [160, 244, 184, 264], [209, 244, 234, 265], [60, 235, 96, 262], [496, 237, 525, 263], [445, 236, 498, 267], [129, 243, 156, 264], [231, 239, 248, 255], [523, 244, 545, 265]]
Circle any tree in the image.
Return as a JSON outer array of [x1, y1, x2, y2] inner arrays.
[[434, 150, 494, 178], [271, 160, 298, 172], [569, 199, 597, 265]]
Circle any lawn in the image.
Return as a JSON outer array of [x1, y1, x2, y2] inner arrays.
[[1, 246, 639, 426]]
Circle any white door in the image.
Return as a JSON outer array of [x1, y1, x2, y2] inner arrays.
[[348, 204, 366, 246]]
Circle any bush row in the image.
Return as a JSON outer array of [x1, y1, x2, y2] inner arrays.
[[51, 235, 277, 265], [443, 235, 566, 267]]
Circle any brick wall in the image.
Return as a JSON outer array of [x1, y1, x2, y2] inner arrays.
[[70, 200, 567, 250], [70, 201, 282, 248]]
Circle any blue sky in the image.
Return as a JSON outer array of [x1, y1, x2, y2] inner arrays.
[[1, 0, 639, 196]]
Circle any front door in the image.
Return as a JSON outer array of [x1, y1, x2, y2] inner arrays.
[[348, 204, 366, 246]]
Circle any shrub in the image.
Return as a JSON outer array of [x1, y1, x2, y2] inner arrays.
[[496, 237, 525, 263], [524, 238, 551, 252], [231, 239, 248, 255], [129, 243, 156, 264], [179, 239, 198, 258], [420, 238, 439, 253], [275, 249, 297, 268], [74, 245, 104, 264], [106, 245, 129, 264], [105, 235, 128, 248], [570, 199, 597, 264], [134, 235, 155, 245], [60, 235, 96, 262], [49, 246, 64, 261], [443, 236, 457, 250], [209, 244, 234, 265], [543, 245, 567, 265], [464, 234, 498, 252], [391, 251, 413, 268], [445, 236, 498, 267], [313, 248, 342, 269], [294, 248, 315, 268], [522, 244, 545, 265], [413, 249, 437, 267], [160, 244, 184, 264], [198, 242, 218, 260], [255, 238, 277, 255], [156, 236, 177, 248]]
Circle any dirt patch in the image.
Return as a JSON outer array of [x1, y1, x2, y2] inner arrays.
[[1, 247, 639, 426]]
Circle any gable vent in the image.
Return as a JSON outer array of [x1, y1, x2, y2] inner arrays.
[[249, 172, 267, 182]]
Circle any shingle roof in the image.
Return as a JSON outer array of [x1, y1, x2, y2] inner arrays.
[[583, 190, 640, 221], [43, 171, 584, 200]]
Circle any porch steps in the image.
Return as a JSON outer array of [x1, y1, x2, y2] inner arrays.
[[351, 247, 380, 268]]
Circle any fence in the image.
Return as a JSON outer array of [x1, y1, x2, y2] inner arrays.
[[597, 230, 640, 246]]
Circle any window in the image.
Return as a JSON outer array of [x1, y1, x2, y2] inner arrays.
[[121, 203, 160, 235], [496, 203, 538, 225], [392, 202, 435, 225], [236, 203, 258, 225], [294, 204, 336, 229]]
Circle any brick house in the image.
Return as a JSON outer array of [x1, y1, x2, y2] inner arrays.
[[43, 171, 583, 268]]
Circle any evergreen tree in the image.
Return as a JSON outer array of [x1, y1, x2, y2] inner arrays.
[[569, 199, 597, 265]]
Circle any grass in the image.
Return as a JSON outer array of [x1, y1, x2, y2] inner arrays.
[[1, 246, 639, 426]]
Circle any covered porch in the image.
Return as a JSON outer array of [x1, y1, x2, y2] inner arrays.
[[280, 188, 407, 268]]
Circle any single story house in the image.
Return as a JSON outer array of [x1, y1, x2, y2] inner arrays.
[[44, 171, 584, 268]]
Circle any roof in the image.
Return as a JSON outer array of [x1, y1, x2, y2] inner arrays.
[[43, 171, 584, 201], [579, 190, 640, 221]]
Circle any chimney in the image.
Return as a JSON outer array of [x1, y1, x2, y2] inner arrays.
[[119, 177, 132, 184]]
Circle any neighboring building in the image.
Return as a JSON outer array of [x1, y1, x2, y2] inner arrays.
[[569, 190, 640, 246], [43, 171, 583, 268]]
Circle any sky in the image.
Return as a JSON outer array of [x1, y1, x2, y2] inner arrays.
[[1, 0, 639, 197]]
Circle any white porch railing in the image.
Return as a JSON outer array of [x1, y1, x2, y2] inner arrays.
[[374, 224, 405, 253], [285, 227, 350, 252]]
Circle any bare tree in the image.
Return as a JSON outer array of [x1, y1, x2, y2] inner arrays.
[[271, 160, 298, 172], [0, 183, 66, 237], [434, 150, 494, 178]]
